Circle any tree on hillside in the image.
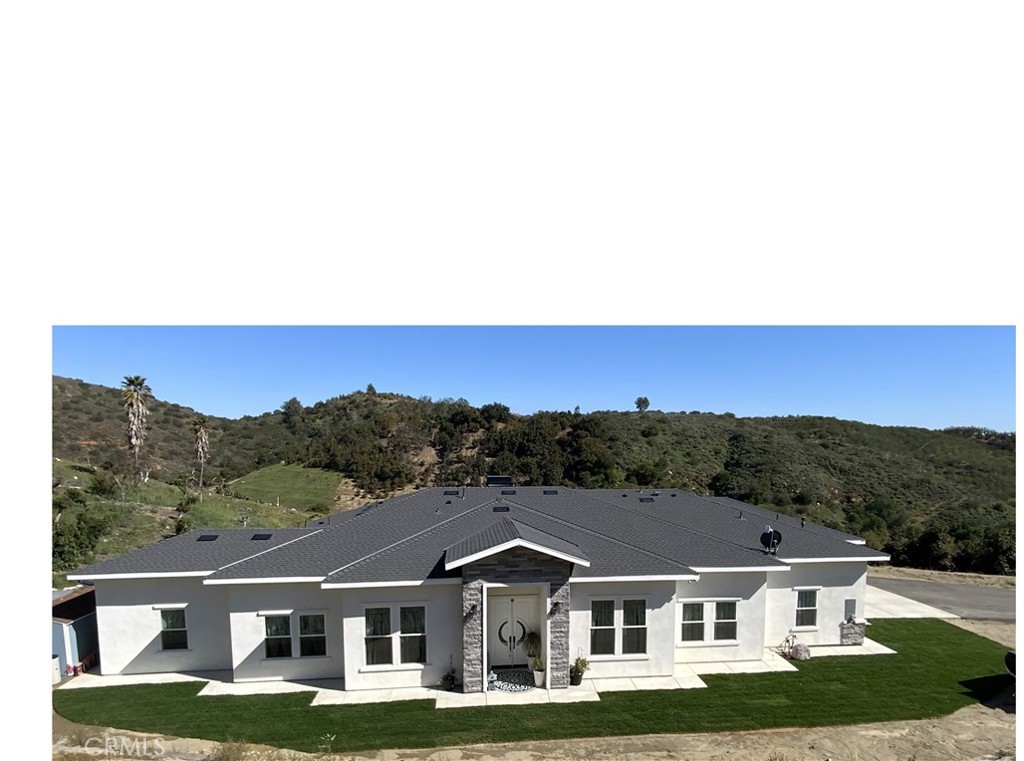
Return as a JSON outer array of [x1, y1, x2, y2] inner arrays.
[[121, 376, 153, 486], [192, 414, 210, 501], [635, 396, 650, 412]]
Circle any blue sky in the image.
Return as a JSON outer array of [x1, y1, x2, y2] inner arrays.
[[51, 326, 1015, 431]]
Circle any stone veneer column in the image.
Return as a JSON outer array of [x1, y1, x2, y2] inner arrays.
[[461, 579, 484, 692], [460, 548, 573, 692], [547, 578, 571, 688]]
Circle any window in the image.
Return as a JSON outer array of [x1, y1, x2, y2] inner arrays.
[[796, 590, 818, 627], [264, 615, 292, 658], [363, 605, 428, 666], [622, 599, 647, 654], [160, 609, 188, 650], [365, 608, 392, 665], [259, 612, 328, 659], [590, 600, 615, 655], [590, 598, 647, 656], [678, 599, 740, 644], [681, 603, 704, 642], [714, 602, 737, 640], [300, 614, 327, 657], [399, 606, 426, 664]]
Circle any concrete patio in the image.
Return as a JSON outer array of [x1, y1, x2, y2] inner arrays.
[[55, 637, 898, 707], [56, 638, 895, 708], [56, 584, 916, 708]]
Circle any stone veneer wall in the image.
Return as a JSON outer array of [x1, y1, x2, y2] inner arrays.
[[839, 621, 866, 645], [461, 547, 572, 691]]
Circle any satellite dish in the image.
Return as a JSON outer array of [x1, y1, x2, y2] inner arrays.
[[759, 527, 783, 554]]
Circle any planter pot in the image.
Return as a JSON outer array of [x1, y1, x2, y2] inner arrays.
[[533, 670, 545, 688], [569, 671, 583, 686]]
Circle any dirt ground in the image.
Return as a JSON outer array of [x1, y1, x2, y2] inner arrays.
[[52, 569, 1016, 761]]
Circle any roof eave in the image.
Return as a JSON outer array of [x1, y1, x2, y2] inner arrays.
[[444, 538, 591, 570], [320, 578, 463, 590], [778, 554, 890, 563], [67, 571, 212, 581], [203, 576, 326, 585]]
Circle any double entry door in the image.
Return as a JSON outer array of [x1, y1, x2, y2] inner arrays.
[[486, 593, 539, 668]]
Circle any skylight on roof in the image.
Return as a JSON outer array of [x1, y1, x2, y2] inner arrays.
[[493, 504, 510, 512], [639, 497, 655, 503], [197, 535, 218, 542], [501, 489, 516, 495], [443, 489, 460, 496], [543, 489, 558, 495], [251, 533, 272, 540]]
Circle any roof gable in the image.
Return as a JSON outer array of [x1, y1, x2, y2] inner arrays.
[[444, 516, 590, 570]]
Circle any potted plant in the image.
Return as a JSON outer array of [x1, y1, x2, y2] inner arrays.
[[439, 655, 458, 691], [532, 656, 546, 687], [522, 630, 542, 662], [439, 668, 457, 691], [569, 656, 589, 686]]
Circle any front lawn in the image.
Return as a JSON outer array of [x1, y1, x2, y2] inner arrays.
[[52, 619, 1012, 753]]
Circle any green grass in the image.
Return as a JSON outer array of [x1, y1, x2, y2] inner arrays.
[[229, 464, 346, 512], [52, 620, 1012, 753]]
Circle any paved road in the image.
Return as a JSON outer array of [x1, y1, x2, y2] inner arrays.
[[868, 577, 1015, 621]]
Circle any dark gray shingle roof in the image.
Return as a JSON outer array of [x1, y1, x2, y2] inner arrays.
[[70, 487, 888, 582], [68, 528, 322, 578], [584, 490, 888, 564]]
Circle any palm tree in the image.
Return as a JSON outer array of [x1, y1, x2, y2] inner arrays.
[[192, 414, 210, 502], [121, 376, 153, 487]]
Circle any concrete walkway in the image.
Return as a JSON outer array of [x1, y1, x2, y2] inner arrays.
[[58, 587, 928, 707], [58, 639, 892, 709]]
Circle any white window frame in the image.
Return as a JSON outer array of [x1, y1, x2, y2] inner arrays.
[[587, 597, 649, 660], [258, 609, 330, 660], [621, 599, 648, 655], [677, 598, 741, 646], [589, 599, 617, 656], [263, 614, 293, 659], [298, 613, 328, 657], [680, 602, 705, 642], [794, 587, 820, 630], [360, 603, 429, 671], [158, 608, 188, 651], [713, 601, 738, 641]]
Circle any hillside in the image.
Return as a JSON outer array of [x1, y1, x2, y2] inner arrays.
[[52, 375, 1015, 576]]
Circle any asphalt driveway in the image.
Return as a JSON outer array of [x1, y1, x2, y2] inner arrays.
[[868, 577, 1015, 621]]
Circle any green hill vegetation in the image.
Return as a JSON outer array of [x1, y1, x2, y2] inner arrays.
[[52, 376, 1015, 579]]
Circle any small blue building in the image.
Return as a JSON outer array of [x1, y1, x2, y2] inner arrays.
[[52, 586, 98, 678]]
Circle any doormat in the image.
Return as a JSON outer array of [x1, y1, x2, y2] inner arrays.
[[489, 669, 535, 692]]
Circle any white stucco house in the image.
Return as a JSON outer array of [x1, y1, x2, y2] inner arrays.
[[68, 485, 889, 692]]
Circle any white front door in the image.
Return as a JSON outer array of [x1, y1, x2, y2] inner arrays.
[[487, 594, 539, 668]]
